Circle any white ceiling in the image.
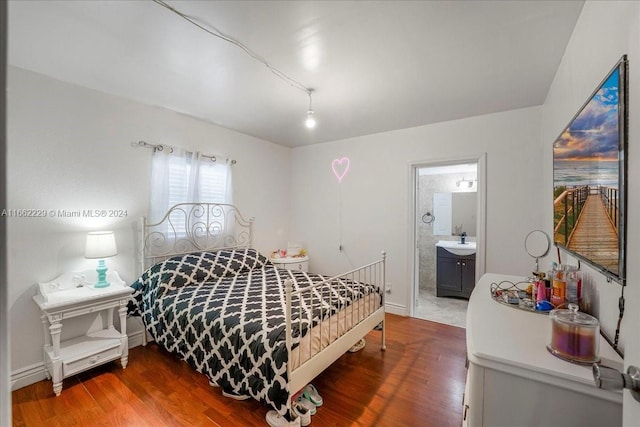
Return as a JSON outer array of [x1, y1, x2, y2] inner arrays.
[[8, 1, 584, 148]]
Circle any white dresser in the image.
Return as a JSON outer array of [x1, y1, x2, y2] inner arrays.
[[464, 273, 623, 427]]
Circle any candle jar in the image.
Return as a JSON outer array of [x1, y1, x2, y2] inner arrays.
[[547, 303, 599, 365]]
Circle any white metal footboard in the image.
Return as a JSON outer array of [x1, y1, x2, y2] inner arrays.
[[284, 251, 386, 414]]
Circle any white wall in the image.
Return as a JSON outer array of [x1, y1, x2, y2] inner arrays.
[[539, 2, 640, 423], [290, 106, 543, 314], [6, 66, 292, 387], [541, 0, 639, 353]]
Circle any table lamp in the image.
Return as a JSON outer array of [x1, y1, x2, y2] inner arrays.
[[84, 231, 117, 288]]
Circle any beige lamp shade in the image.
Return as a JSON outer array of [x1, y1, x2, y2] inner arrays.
[[84, 231, 118, 259]]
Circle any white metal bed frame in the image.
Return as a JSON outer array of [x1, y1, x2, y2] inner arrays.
[[138, 202, 386, 417], [138, 202, 254, 273]]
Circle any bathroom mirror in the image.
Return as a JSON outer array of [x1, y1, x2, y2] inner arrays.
[[433, 192, 477, 236], [524, 230, 551, 273]]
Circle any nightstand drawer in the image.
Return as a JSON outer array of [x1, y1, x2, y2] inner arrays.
[[269, 256, 309, 272], [274, 261, 309, 272], [62, 300, 123, 319], [63, 343, 121, 376]]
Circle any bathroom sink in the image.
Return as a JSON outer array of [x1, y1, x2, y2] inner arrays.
[[436, 240, 476, 256]]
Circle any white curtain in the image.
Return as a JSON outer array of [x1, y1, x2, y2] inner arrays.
[[148, 146, 233, 224]]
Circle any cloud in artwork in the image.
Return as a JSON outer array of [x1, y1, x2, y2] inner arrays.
[[553, 70, 620, 161]]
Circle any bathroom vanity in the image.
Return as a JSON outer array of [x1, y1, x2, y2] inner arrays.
[[463, 273, 623, 427], [436, 241, 476, 298]]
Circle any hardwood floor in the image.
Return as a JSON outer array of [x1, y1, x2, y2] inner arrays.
[[12, 314, 467, 426]]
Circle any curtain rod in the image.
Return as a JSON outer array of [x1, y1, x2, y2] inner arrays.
[[131, 140, 237, 165]]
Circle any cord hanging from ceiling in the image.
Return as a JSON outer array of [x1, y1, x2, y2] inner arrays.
[[153, 0, 316, 128]]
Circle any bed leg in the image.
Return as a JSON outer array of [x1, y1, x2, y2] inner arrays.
[[286, 393, 293, 422], [140, 318, 147, 346], [381, 320, 386, 351]]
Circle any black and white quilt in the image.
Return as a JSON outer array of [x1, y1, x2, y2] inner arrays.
[[128, 248, 380, 415]]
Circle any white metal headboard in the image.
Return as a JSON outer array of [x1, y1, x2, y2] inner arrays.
[[138, 203, 254, 273]]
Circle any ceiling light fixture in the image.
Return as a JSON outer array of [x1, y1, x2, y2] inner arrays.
[[153, 0, 318, 130], [305, 90, 316, 129]]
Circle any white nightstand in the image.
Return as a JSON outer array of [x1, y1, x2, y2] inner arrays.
[[269, 256, 309, 272], [33, 270, 133, 396]]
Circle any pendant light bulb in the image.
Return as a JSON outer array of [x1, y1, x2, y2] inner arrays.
[[305, 89, 316, 129], [305, 110, 316, 129]]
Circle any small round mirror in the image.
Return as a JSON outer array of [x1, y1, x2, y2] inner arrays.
[[524, 230, 551, 273]]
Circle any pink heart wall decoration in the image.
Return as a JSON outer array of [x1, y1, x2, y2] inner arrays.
[[332, 157, 350, 183]]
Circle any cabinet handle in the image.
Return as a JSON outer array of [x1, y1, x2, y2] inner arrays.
[[593, 364, 640, 402], [298, 264, 302, 270], [463, 404, 469, 421], [457, 262, 461, 265], [89, 356, 99, 364], [462, 262, 466, 266]]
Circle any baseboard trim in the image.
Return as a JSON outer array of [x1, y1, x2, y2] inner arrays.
[[11, 362, 46, 391], [11, 330, 148, 391], [385, 302, 407, 316], [128, 329, 146, 348]]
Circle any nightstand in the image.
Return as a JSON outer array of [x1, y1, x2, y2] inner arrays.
[[269, 256, 309, 272], [33, 270, 133, 396]]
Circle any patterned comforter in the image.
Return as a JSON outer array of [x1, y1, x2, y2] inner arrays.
[[128, 248, 380, 415]]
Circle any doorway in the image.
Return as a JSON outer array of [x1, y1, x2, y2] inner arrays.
[[409, 155, 486, 328]]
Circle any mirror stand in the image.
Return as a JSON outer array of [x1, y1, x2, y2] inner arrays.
[[524, 230, 551, 275]]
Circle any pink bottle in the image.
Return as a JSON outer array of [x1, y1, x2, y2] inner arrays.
[[537, 280, 547, 303]]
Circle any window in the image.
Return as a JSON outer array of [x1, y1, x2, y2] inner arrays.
[[148, 147, 232, 226]]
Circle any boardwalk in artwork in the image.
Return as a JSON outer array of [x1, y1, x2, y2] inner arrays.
[[568, 195, 618, 272]]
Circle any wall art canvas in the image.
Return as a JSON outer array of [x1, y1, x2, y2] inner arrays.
[[553, 55, 627, 283]]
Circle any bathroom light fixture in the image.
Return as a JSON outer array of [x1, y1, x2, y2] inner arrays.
[[305, 90, 316, 129], [456, 177, 476, 188]]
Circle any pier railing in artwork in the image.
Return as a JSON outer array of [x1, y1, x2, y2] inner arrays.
[[553, 185, 589, 245], [599, 185, 619, 231], [554, 185, 619, 246]]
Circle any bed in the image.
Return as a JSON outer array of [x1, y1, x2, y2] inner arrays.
[[129, 203, 386, 418]]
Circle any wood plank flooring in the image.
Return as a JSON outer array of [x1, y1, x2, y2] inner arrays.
[[12, 314, 467, 426]]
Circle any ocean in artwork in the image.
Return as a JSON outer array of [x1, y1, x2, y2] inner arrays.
[[553, 159, 618, 189]]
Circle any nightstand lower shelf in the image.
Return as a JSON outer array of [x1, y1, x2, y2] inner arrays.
[[44, 329, 125, 379]]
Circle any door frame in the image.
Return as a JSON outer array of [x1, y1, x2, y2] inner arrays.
[[407, 153, 487, 317], [1, 0, 9, 423]]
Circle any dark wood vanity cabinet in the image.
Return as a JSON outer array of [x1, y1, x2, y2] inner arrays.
[[436, 246, 476, 298]]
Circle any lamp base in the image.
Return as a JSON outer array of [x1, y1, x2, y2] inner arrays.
[[94, 280, 111, 288], [94, 259, 111, 288]]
